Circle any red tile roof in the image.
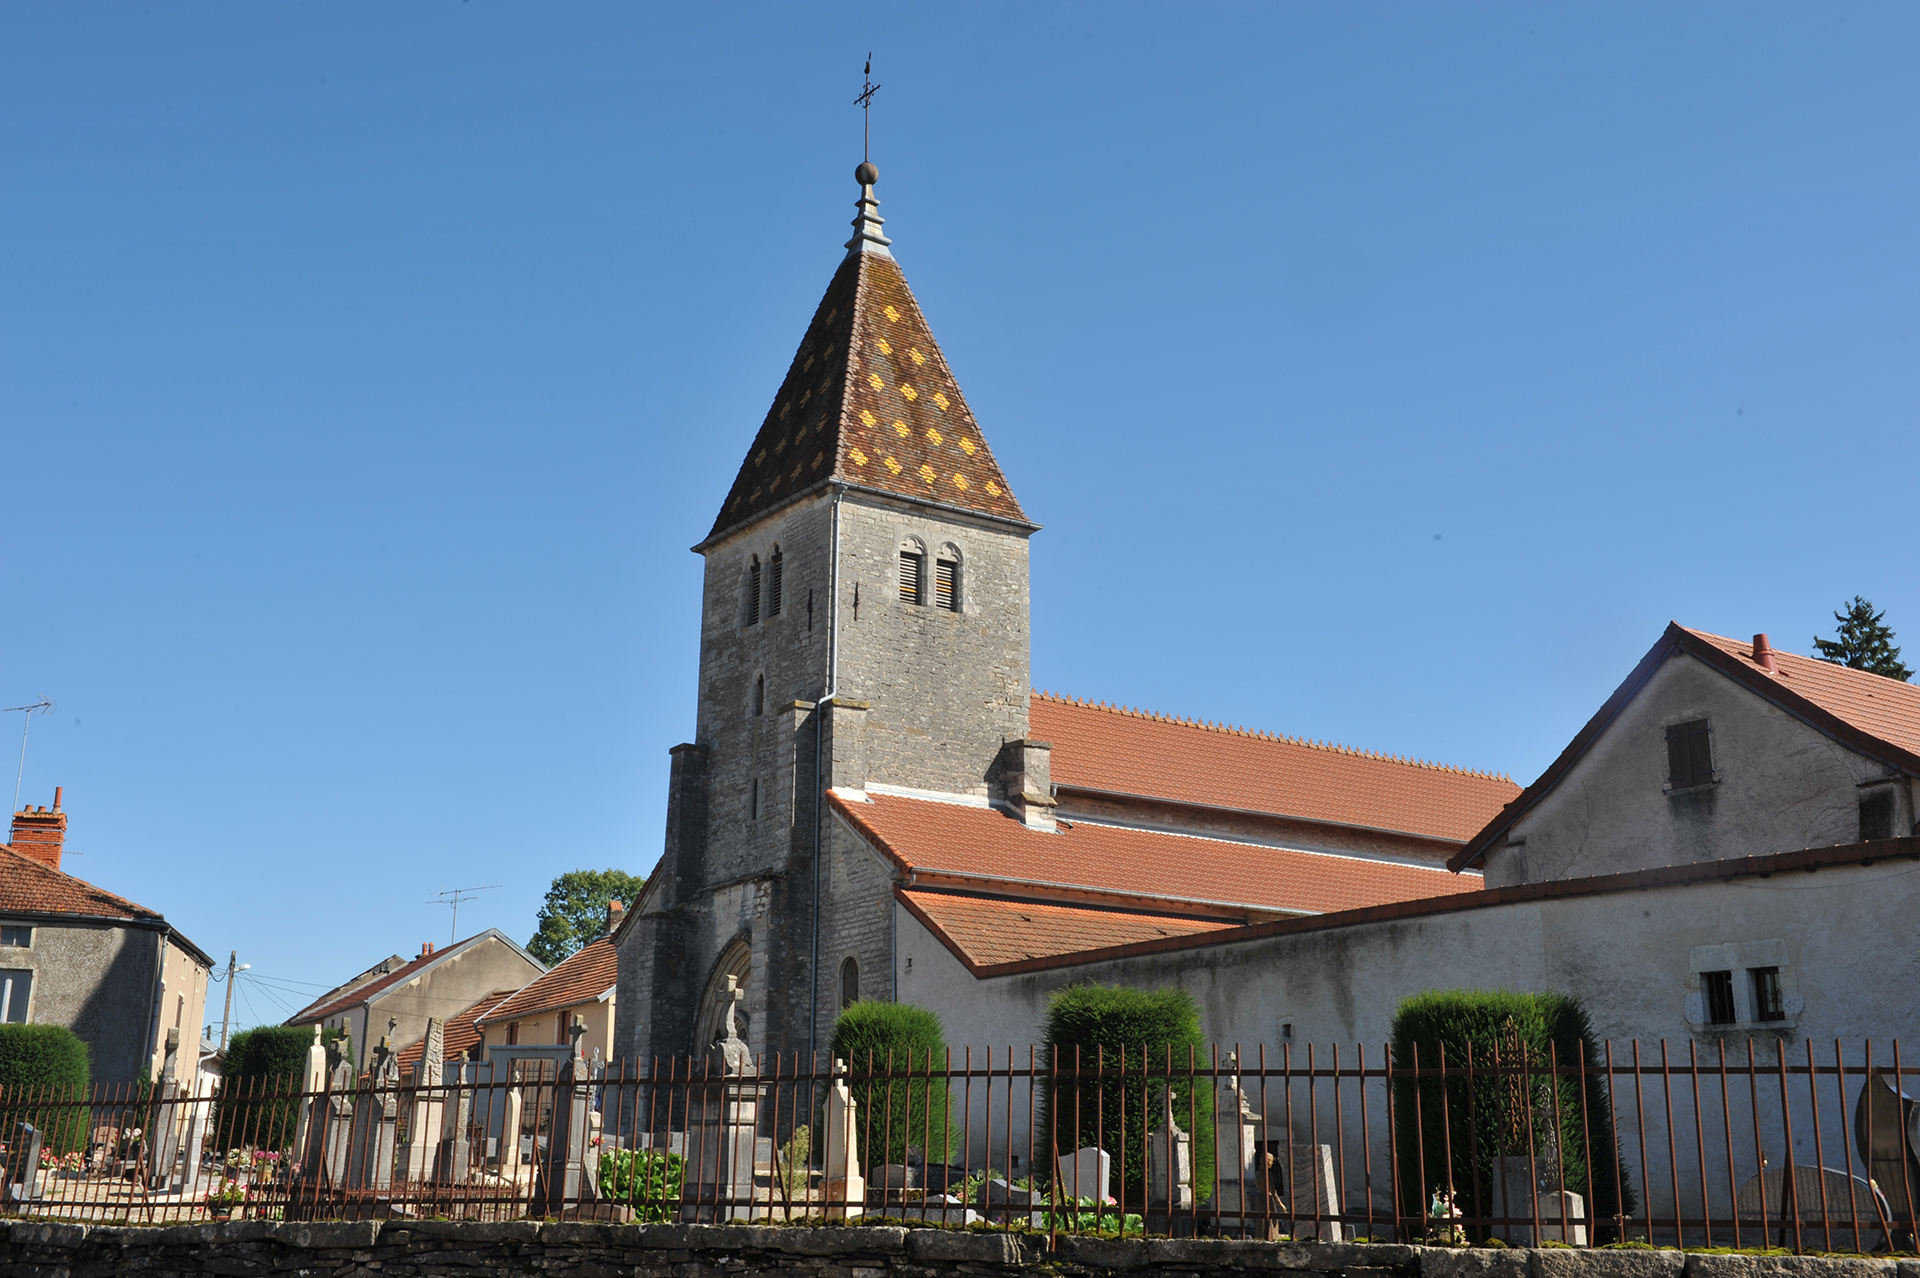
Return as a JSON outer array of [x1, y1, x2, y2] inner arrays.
[[0, 842, 163, 921], [477, 936, 616, 1027], [704, 246, 1028, 545], [1455, 624, 1920, 871], [830, 791, 1482, 917], [1684, 627, 1920, 756], [392, 989, 518, 1075], [899, 890, 1239, 968], [287, 932, 531, 1025], [1031, 694, 1519, 844]]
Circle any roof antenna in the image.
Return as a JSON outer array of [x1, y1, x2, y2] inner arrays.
[[426, 884, 501, 946], [854, 54, 881, 163], [3, 699, 53, 815]]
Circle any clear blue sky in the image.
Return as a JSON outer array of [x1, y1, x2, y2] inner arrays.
[[3, 5, 1915, 1035]]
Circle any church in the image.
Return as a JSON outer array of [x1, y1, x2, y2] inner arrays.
[[608, 162, 1522, 1067]]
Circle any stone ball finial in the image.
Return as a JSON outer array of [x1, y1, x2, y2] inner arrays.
[[855, 160, 879, 187]]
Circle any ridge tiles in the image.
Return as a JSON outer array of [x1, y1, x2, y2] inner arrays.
[[708, 249, 1026, 542], [1682, 626, 1920, 758]]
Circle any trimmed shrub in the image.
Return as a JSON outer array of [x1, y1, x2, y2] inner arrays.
[[216, 1025, 314, 1151], [828, 1001, 953, 1165], [0, 1024, 91, 1155], [1039, 984, 1216, 1203], [1391, 989, 1635, 1238]]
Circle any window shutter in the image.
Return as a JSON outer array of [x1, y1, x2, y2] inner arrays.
[[747, 561, 761, 626], [1667, 720, 1711, 788], [898, 551, 923, 604], [934, 560, 957, 611], [769, 553, 784, 617]]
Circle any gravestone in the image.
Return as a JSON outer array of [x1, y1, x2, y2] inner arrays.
[[1855, 1071, 1920, 1213], [147, 1029, 183, 1191], [1737, 1165, 1889, 1248], [686, 978, 762, 1220], [180, 1058, 217, 1198], [320, 1049, 356, 1187], [1285, 1142, 1343, 1241], [346, 1022, 401, 1190], [824, 1058, 864, 1218], [1, 1122, 41, 1205], [1061, 1145, 1110, 1204], [1148, 1086, 1194, 1209], [1212, 1057, 1264, 1231], [534, 1017, 595, 1215], [292, 1025, 328, 1167], [402, 1018, 445, 1182], [434, 1061, 475, 1183], [500, 1087, 525, 1180]]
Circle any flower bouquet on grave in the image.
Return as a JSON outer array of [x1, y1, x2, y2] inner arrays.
[[1425, 1190, 1466, 1245], [205, 1179, 247, 1217]]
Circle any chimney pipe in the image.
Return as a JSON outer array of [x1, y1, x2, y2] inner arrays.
[[52, 787, 61, 811], [1752, 634, 1778, 674]]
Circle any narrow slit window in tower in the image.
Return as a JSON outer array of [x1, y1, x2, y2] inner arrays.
[[769, 548, 784, 617], [753, 675, 764, 717], [746, 557, 762, 626], [840, 957, 859, 1009]]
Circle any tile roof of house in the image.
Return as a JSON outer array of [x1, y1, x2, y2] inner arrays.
[[898, 889, 1239, 969], [392, 989, 519, 1076], [477, 936, 617, 1027], [830, 790, 1482, 918], [703, 230, 1028, 546], [287, 931, 536, 1026], [1453, 623, 1920, 871], [0, 842, 164, 921], [1031, 693, 1519, 844]]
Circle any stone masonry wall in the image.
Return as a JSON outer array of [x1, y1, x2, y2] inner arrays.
[[4, 1220, 1912, 1278]]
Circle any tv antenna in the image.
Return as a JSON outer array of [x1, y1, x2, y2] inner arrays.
[[427, 884, 501, 945], [4, 699, 53, 815], [854, 54, 881, 163]]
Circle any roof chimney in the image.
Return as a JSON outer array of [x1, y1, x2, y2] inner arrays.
[[605, 899, 625, 936], [9, 789, 68, 872], [419, 941, 435, 959], [1752, 633, 1778, 674]]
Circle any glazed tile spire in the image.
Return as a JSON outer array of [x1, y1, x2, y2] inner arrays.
[[704, 163, 1029, 545]]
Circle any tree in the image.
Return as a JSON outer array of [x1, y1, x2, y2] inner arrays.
[[1812, 596, 1913, 682], [528, 868, 646, 965]]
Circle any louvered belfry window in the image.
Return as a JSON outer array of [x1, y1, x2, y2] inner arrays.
[[769, 549, 784, 617], [746, 558, 762, 626], [1666, 719, 1713, 789], [934, 559, 958, 611], [899, 550, 924, 604]]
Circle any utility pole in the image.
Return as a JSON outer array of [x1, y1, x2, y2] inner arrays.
[[217, 950, 249, 1051]]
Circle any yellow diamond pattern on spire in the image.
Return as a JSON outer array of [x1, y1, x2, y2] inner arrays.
[[708, 248, 1026, 543]]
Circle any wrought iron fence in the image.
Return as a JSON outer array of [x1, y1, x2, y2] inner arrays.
[[1, 1039, 1917, 1252]]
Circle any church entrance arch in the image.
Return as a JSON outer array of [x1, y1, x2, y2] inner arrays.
[[696, 940, 753, 1052]]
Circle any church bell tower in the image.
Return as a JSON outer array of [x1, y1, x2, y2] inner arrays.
[[614, 161, 1041, 1066]]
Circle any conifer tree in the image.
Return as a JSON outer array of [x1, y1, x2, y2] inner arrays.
[[1812, 596, 1913, 682]]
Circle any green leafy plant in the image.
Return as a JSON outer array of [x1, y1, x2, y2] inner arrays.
[[0, 1024, 91, 1155], [1039, 983, 1216, 1204], [215, 1025, 314, 1152], [1037, 1194, 1146, 1235], [529, 869, 646, 965], [1813, 597, 1912, 682], [776, 1123, 812, 1199], [1390, 989, 1635, 1240], [829, 1001, 954, 1165], [598, 1148, 684, 1223]]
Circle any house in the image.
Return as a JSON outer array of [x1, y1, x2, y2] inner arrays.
[[475, 902, 620, 1061], [287, 929, 544, 1069], [612, 161, 1519, 1064], [1453, 623, 1920, 885], [392, 988, 521, 1076], [0, 789, 213, 1082]]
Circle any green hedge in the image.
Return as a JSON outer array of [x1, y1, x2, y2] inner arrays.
[[1391, 989, 1634, 1237], [216, 1025, 315, 1151], [0, 1025, 91, 1156], [1040, 984, 1216, 1203], [828, 1001, 952, 1165]]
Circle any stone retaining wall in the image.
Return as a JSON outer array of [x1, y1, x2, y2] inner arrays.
[[0, 1221, 1912, 1278]]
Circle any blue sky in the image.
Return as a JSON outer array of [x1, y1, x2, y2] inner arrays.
[[3, 4, 1915, 1035]]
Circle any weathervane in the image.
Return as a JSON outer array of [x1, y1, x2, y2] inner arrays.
[[854, 54, 881, 163]]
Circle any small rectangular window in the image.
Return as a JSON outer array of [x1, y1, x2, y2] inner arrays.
[[750, 778, 760, 820], [0, 926, 30, 947], [1860, 789, 1896, 841], [934, 559, 958, 611], [0, 970, 31, 1024], [898, 551, 924, 604], [746, 561, 762, 626], [1703, 969, 1736, 1024], [769, 554, 784, 617], [1666, 719, 1714, 790], [1750, 967, 1785, 1022]]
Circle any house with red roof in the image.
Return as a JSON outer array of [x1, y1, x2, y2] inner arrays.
[[475, 903, 621, 1061], [0, 790, 213, 1082], [610, 160, 1519, 1067]]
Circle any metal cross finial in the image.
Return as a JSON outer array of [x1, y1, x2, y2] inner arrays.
[[854, 54, 881, 163]]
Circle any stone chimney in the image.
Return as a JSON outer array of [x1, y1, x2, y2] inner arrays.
[[1000, 740, 1057, 832], [605, 899, 625, 935], [9, 787, 67, 872]]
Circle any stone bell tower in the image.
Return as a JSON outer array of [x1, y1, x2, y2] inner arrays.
[[614, 161, 1041, 1067]]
